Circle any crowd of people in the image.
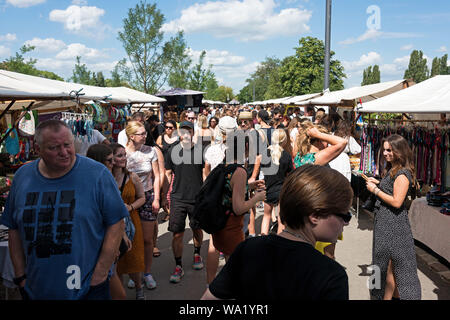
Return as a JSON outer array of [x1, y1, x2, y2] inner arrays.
[[1, 103, 421, 300]]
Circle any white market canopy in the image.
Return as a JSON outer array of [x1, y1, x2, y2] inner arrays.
[[296, 79, 410, 107], [357, 75, 450, 113], [202, 99, 225, 105], [108, 87, 166, 104], [0, 70, 165, 112]]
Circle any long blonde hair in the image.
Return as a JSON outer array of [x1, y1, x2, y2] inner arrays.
[[295, 121, 329, 156], [268, 129, 287, 165]]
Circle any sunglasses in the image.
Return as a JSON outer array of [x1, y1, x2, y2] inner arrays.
[[165, 126, 174, 130], [334, 212, 352, 223], [240, 120, 249, 125], [187, 117, 196, 120]]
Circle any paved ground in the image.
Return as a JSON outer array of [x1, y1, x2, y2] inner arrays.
[[1, 204, 449, 300], [122, 204, 450, 301]]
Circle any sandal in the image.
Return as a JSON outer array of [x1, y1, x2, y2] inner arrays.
[[153, 248, 161, 258]]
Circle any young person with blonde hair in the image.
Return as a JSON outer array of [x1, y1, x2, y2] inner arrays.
[[260, 129, 293, 235], [293, 121, 347, 259], [125, 121, 160, 290]]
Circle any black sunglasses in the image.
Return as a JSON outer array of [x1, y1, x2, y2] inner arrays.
[[165, 126, 174, 129], [334, 212, 352, 223]]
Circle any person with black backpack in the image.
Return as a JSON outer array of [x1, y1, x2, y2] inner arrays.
[[208, 134, 266, 261]]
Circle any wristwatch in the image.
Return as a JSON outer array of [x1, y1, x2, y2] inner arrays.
[[13, 274, 26, 286]]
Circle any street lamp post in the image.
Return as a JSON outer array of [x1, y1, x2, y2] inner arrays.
[[324, 0, 332, 92]]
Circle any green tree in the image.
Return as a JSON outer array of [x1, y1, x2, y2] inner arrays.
[[361, 65, 380, 85], [404, 50, 429, 83], [237, 56, 281, 103], [70, 56, 93, 85], [106, 58, 133, 87], [118, 1, 188, 93], [439, 54, 449, 75], [279, 37, 346, 96], [0, 45, 63, 80], [213, 86, 234, 102], [431, 57, 440, 77]]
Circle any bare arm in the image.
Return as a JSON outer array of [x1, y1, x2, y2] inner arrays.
[[201, 288, 222, 300], [203, 161, 211, 181], [152, 159, 161, 212], [231, 167, 265, 215], [154, 147, 165, 190], [8, 229, 26, 287], [367, 174, 410, 209], [90, 219, 124, 286], [129, 172, 146, 210], [249, 154, 262, 182], [309, 128, 347, 166], [156, 135, 163, 149]]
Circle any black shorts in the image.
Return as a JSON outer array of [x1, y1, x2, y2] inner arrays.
[[168, 199, 201, 233]]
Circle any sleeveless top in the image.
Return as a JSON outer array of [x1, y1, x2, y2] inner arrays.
[[222, 165, 249, 213], [294, 152, 316, 168]]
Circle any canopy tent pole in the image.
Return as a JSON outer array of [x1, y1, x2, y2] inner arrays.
[[0, 100, 16, 123], [0, 101, 34, 145]]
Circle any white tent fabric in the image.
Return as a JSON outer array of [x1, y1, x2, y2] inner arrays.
[[108, 87, 166, 104], [0, 69, 128, 104], [296, 80, 408, 107], [284, 93, 322, 104], [357, 75, 450, 113], [0, 70, 167, 112]]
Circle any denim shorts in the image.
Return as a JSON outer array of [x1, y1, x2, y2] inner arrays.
[[139, 190, 158, 221]]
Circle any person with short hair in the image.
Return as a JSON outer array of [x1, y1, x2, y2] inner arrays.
[[2, 120, 128, 300], [202, 164, 353, 300], [165, 121, 211, 283]]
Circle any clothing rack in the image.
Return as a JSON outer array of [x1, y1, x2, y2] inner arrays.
[[61, 112, 93, 121]]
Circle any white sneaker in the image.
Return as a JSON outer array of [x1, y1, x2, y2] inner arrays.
[[144, 274, 157, 289], [127, 278, 135, 289]]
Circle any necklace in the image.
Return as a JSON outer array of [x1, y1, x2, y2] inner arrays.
[[282, 229, 313, 246]]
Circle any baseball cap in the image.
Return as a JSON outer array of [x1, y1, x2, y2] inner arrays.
[[179, 121, 194, 130]]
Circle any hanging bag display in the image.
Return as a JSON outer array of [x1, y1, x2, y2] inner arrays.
[[17, 111, 35, 136]]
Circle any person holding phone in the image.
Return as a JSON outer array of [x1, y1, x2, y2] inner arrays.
[[365, 134, 421, 300]]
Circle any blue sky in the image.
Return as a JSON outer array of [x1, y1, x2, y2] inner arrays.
[[0, 0, 449, 96]]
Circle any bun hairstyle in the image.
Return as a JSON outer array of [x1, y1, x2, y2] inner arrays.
[[295, 121, 329, 156], [279, 164, 353, 229], [268, 129, 287, 165]]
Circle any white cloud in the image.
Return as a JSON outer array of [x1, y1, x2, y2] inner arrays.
[[0, 45, 11, 58], [55, 43, 108, 61], [342, 52, 382, 72], [49, 5, 105, 34], [0, 33, 17, 42], [162, 0, 312, 42], [401, 44, 413, 51], [24, 37, 66, 52], [437, 46, 447, 53], [187, 49, 246, 67], [6, 0, 45, 8], [71, 0, 87, 5], [339, 29, 421, 45]]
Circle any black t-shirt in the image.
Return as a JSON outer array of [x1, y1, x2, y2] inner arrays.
[[209, 235, 349, 300], [264, 150, 293, 193], [165, 142, 205, 202]]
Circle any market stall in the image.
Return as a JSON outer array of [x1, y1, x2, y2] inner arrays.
[[156, 88, 205, 113], [357, 75, 450, 263]]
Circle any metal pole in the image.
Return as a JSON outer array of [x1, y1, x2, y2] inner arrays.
[[324, 0, 332, 92]]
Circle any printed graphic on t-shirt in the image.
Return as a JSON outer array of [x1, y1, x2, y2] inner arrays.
[[23, 190, 75, 258]]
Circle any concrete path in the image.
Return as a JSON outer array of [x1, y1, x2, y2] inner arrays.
[[124, 206, 450, 300]]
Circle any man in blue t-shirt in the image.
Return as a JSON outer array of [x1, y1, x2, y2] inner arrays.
[[1, 120, 128, 300]]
